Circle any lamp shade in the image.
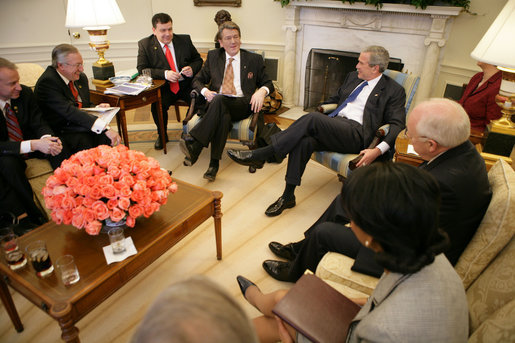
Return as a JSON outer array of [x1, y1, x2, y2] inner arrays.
[[471, 0, 515, 69], [65, 0, 126, 28]]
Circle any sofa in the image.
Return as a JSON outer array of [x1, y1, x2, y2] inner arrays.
[[316, 159, 515, 340]]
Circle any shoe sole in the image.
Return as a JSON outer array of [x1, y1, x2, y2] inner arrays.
[[265, 201, 296, 217]]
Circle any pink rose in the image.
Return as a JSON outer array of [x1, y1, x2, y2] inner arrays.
[[110, 207, 126, 222], [71, 207, 86, 229], [62, 210, 73, 225], [101, 184, 117, 199], [83, 208, 96, 223], [117, 197, 131, 210], [168, 182, 178, 193], [92, 200, 109, 221], [61, 194, 76, 210], [131, 190, 146, 203], [99, 174, 114, 185], [133, 180, 147, 191], [143, 204, 155, 218], [107, 198, 118, 210], [89, 185, 103, 200], [85, 220, 102, 235], [128, 204, 144, 218], [126, 216, 136, 228], [117, 184, 132, 198]]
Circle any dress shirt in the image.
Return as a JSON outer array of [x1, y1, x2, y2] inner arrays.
[[338, 74, 389, 154], [159, 41, 184, 82], [0, 98, 50, 153], [56, 71, 107, 134]]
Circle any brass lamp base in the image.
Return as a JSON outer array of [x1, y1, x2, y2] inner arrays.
[[92, 61, 115, 81]]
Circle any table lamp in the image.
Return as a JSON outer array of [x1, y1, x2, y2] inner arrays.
[[471, 0, 515, 156], [65, 0, 125, 85]]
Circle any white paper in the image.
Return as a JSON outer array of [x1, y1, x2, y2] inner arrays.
[[83, 107, 120, 125], [104, 83, 149, 96], [103, 237, 137, 264], [407, 144, 419, 156]]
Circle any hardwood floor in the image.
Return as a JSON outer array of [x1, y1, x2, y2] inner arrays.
[[0, 109, 341, 343]]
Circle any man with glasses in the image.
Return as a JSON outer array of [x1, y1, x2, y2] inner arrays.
[[35, 44, 121, 168], [179, 21, 273, 181], [262, 99, 491, 282]]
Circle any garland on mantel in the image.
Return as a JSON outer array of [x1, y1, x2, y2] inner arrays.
[[276, 0, 471, 11]]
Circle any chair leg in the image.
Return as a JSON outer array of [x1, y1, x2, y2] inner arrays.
[[249, 166, 256, 173], [174, 104, 181, 122]]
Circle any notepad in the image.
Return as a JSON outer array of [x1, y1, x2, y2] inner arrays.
[[83, 107, 120, 125]]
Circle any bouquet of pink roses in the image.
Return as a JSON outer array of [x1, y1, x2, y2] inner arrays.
[[42, 145, 178, 235]]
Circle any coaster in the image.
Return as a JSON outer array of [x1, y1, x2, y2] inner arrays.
[[103, 237, 137, 264]]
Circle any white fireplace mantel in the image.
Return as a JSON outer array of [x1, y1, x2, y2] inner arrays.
[[281, 0, 463, 108]]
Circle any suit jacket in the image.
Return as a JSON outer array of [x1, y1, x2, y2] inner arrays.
[[347, 255, 468, 342], [0, 85, 53, 155], [35, 66, 97, 133], [459, 71, 502, 131], [324, 71, 405, 150], [137, 34, 203, 90], [421, 140, 491, 264], [192, 48, 274, 100]]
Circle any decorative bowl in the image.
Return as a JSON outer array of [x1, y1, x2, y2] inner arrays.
[[109, 76, 131, 86]]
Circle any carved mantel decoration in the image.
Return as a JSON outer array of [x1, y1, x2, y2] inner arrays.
[[281, 0, 462, 108], [194, 0, 241, 6]]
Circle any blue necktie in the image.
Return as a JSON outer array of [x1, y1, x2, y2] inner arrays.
[[328, 81, 368, 118]]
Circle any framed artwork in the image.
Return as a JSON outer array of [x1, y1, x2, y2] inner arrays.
[[193, 0, 241, 6]]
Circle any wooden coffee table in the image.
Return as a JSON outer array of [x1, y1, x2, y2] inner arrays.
[[0, 179, 222, 343]]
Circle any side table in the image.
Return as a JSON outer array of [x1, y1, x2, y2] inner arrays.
[[89, 80, 168, 154], [394, 130, 424, 167]]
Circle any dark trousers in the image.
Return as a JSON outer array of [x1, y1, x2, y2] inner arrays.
[[49, 131, 111, 169], [190, 95, 251, 160], [288, 194, 383, 280], [270, 112, 363, 186], [0, 155, 44, 222], [151, 83, 191, 135]]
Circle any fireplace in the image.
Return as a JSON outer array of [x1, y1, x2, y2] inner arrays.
[[303, 48, 404, 111]]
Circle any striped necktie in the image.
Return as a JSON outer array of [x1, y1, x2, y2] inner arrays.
[[329, 81, 368, 118], [221, 58, 236, 95], [69, 81, 82, 108], [164, 44, 180, 94], [4, 103, 23, 142]]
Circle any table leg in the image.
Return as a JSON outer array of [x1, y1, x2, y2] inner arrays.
[[0, 275, 24, 332], [118, 109, 130, 149], [212, 191, 223, 260], [156, 87, 167, 154], [50, 302, 80, 343]]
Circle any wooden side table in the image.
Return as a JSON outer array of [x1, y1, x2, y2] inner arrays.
[[394, 130, 424, 166], [89, 80, 168, 153]]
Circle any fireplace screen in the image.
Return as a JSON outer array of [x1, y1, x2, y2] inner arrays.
[[304, 49, 404, 111]]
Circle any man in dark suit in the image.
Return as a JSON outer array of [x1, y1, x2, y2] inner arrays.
[[179, 21, 274, 181], [137, 12, 203, 150], [0, 58, 63, 231], [228, 46, 405, 216], [264, 98, 492, 282]]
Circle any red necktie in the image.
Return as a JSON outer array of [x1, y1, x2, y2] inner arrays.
[[4, 103, 23, 142], [164, 45, 180, 94], [69, 81, 82, 108], [221, 58, 236, 95]]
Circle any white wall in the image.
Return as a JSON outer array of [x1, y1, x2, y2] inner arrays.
[[0, 0, 506, 97]]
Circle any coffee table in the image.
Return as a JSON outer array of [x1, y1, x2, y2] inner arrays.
[[0, 179, 222, 343]]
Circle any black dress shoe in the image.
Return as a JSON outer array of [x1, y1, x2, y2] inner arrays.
[[154, 135, 169, 150], [227, 149, 264, 169], [203, 166, 218, 182], [236, 275, 259, 299], [262, 260, 294, 282], [269, 241, 297, 261], [179, 139, 202, 166], [265, 196, 296, 217]]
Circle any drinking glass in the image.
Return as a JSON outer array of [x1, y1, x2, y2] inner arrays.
[[108, 228, 126, 254], [25, 240, 54, 278], [1, 232, 27, 271], [56, 255, 80, 286]]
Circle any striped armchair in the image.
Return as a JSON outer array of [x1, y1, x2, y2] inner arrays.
[[311, 69, 420, 179]]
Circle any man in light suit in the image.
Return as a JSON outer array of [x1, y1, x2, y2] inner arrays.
[[264, 98, 492, 282], [137, 12, 203, 150], [180, 21, 274, 181], [35, 44, 121, 168], [0, 58, 63, 231], [228, 46, 406, 216]]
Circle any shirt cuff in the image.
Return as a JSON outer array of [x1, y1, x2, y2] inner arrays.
[[20, 140, 31, 154], [92, 118, 107, 134], [260, 86, 270, 96], [201, 87, 209, 97], [376, 141, 390, 155]]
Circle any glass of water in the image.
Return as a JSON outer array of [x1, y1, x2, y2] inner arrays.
[[108, 227, 126, 254], [56, 255, 80, 286]]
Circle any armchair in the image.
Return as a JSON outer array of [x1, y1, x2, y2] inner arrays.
[[311, 69, 420, 180], [181, 90, 262, 172]]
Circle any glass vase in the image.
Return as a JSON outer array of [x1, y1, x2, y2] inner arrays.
[[101, 217, 127, 234]]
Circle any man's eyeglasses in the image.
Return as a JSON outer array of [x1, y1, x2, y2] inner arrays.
[[403, 129, 430, 142], [63, 63, 84, 68]]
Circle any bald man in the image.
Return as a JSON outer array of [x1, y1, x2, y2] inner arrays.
[[264, 98, 492, 282]]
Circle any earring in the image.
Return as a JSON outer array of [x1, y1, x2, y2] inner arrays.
[[365, 240, 370, 247]]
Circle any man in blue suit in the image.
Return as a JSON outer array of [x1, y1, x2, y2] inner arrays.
[[137, 13, 203, 150]]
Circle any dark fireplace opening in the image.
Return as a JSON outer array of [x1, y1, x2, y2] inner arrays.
[[304, 49, 404, 111]]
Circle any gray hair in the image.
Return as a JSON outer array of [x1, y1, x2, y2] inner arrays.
[[51, 44, 79, 68], [362, 46, 390, 72], [217, 21, 241, 41], [414, 98, 471, 148], [0, 58, 17, 71], [131, 275, 259, 343]]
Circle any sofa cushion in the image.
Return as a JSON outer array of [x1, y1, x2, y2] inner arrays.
[[25, 158, 53, 179], [315, 252, 379, 296], [466, 237, 515, 334], [468, 297, 515, 343], [455, 159, 515, 289]]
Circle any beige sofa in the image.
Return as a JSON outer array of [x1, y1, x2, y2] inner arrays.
[[316, 159, 515, 340]]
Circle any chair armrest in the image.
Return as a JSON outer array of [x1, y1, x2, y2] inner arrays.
[[317, 103, 337, 114], [348, 124, 391, 171], [182, 90, 199, 125]]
